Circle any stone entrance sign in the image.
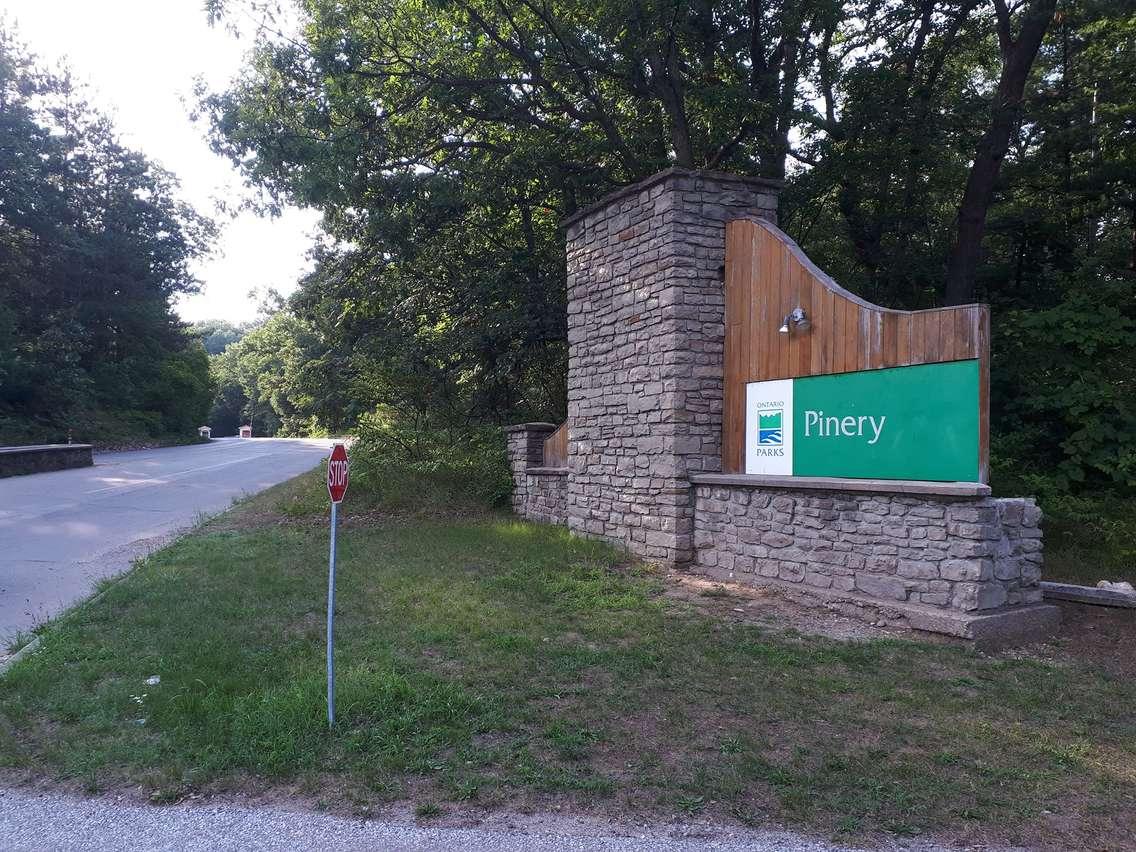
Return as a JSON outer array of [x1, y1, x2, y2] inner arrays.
[[507, 167, 1058, 644]]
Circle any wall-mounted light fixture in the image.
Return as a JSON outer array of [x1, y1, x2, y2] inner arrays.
[[779, 306, 810, 334]]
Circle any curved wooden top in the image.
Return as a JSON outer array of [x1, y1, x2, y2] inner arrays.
[[722, 217, 989, 479]]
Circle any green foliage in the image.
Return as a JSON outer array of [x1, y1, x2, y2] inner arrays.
[[0, 27, 215, 446], [189, 319, 255, 355], [994, 270, 1136, 490], [193, 0, 1135, 496], [207, 312, 330, 437], [1037, 492, 1136, 585], [271, 418, 513, 517], [350, 414, 514, 510]]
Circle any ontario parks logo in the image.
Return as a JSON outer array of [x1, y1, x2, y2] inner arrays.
[[757, 410, 783, 445]]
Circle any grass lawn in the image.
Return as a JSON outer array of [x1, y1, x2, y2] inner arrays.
[[1, 471, 1133, 848]]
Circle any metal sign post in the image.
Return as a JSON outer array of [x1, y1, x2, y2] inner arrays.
[[327, 498, 338, 727], [325, 443, 349, 728]]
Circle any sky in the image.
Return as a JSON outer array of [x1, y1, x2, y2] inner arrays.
[[0, 0, 322, 323]]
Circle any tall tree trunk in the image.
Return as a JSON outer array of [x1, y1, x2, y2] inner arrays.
[[633, 2, 695, 168], [943, 0, 1058, 305], [1128, 202, 1136, 272]]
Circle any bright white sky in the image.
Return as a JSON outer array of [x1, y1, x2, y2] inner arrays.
[[0, 0, 322, 323]]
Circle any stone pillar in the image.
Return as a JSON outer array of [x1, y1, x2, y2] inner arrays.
[[563, 168, 781, 566]]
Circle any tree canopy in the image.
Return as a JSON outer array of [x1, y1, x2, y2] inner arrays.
[[0, 29, 216, 445], [190, 319, 257, 355], [197, 0, 1135, 490]]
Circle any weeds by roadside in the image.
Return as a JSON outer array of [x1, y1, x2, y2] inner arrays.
[[3, 632, 33, 657]]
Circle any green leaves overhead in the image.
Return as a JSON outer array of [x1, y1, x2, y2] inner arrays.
[[201, 0, 1136, 491]]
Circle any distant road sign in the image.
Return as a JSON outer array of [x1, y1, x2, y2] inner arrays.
[[326, 443, 349, 504]]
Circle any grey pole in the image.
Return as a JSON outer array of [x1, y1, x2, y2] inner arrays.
[[326, 500, 338, 728]]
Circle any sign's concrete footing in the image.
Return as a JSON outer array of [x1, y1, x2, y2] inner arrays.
[[907, 602, 1062, 648], [697, 568, 1061, 649]]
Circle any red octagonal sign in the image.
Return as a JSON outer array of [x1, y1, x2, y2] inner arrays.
[[327, 443, 349, 504]]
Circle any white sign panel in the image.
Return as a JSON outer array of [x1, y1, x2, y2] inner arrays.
[[745, 379, 793, 475]]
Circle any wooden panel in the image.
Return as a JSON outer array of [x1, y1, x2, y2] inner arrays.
[[721, 217, 990, 481], [811, 285, 833, 375], [794, 259, 812, 378], [882, 312, 898, 366], [977, 308, 991, 484], [896, 313, 912, 365], [542, 422, 568, 468]]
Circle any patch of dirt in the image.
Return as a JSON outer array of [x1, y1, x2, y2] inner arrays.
[[661, 571, 959, 645], [661, 572, 1136, 677], [1011, 599, 1136, 679]]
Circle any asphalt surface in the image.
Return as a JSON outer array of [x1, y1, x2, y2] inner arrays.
[[0, 790, 881, 852], [0, 438, 334, 641]]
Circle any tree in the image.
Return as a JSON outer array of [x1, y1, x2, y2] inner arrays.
[[201, 0, 1136, 491], [200, 0, 840, 426], [190, 319, 257, 354], [944, 0, 1060, 304], [209, 312, 329, 436], [0, 27, 216, 444]]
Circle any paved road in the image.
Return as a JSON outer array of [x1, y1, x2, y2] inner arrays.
[[0, 438, 334, 640], [0, 790, 892, 852]]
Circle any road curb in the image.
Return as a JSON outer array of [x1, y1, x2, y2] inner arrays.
[[0, 636, 41, 678]]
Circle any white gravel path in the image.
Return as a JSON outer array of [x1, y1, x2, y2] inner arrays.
[[0, 788, 942, 852]]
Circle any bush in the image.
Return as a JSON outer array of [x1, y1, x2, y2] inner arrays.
[[992, 271, 1136, 492], [348, 415, 513, 511]]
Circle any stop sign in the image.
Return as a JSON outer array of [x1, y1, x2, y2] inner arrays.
[[327, 443, 349, 503]]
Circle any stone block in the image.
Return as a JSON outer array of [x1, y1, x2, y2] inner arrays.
[[804, 571, 834, 589], [994, 557, 1022, 581], [779, 563, 806, 583], [855, 573, 908, 601], [975, 583, 1008, 610], [897, 560, 939, 580]]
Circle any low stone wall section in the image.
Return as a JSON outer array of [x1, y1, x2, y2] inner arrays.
[[516, 468, 568, 525], [0, 444, 94, 478], [692, 484, 1044, 614], [505, 423, 568, 525]]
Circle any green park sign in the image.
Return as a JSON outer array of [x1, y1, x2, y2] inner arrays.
[[745, 360, 980, 482]]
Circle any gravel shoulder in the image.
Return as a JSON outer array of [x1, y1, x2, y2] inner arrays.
[[0, 788, 920, 852]]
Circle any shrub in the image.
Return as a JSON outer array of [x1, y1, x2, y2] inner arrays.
[[349, 414, 513, 511]]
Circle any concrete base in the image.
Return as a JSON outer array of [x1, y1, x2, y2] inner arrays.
[[1041, 581, 1136, 608], [696, 566, 1061, 648], [906, 603, 1062, 649]]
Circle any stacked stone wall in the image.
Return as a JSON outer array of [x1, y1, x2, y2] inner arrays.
[[564, 169, 780, 565], [505, 423, 568, 525], [693, 485, 1044, 613], [518, 472, 568, 526]]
